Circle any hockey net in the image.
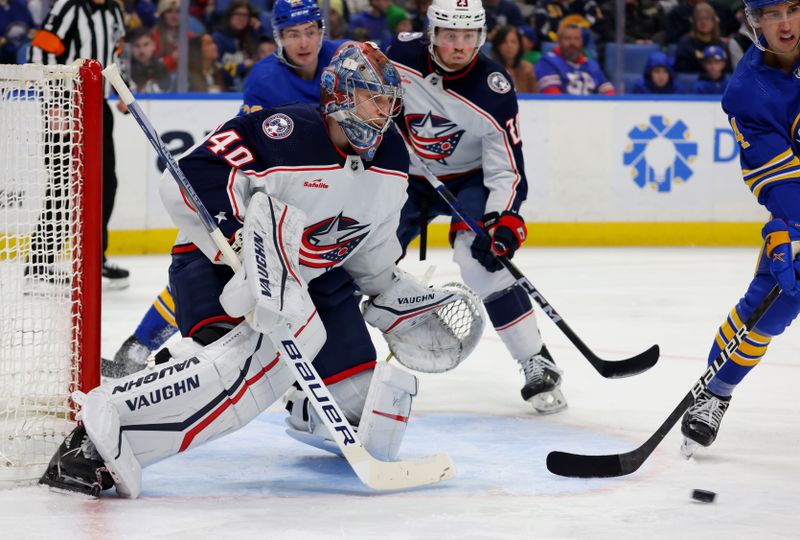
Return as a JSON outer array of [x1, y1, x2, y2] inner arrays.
[[0, 60, 102, 486]]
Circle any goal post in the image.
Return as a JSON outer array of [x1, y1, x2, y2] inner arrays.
[[0, 59, 102, 486]]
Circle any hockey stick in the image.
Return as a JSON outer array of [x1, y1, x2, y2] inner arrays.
[[102, 64, 453, 490], [405, 148, 659, 378], [546, 284, 781, 478]]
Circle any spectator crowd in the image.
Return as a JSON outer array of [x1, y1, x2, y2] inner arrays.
[[1, 0, 749, 95]]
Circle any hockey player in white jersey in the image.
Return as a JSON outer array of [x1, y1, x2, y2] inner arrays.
[[38, 42, 481, 497], [387, 0, 566, 413]]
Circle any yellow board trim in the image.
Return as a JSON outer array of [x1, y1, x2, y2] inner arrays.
[[102, 223, 766, 255]]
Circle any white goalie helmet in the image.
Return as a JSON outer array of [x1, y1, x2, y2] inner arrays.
[[427, 0, 487, 69]]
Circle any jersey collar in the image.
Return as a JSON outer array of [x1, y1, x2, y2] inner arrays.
[[428, 53, 479, 80]]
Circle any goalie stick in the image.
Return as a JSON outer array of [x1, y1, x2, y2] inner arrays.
[[405, 147, 659, 379], [102, 64, 454, 491], [546, 284, 780, 478]]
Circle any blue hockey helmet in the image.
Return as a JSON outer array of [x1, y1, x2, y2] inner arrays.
[[272, 0, 325, 64], [320, 42, 403, 161], [743, 0, 787, 9], [272, 0, 323, 32]]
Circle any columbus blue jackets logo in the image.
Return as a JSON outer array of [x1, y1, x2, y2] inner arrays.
[[488, 72, 512, 94], [406, 112, 465, 164], [263, 113, 294, 139], [623, 115, 698, 193], [300, 213, 370, 268]]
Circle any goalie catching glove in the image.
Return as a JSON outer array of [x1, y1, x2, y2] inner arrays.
[[362, 270, 485, 373]]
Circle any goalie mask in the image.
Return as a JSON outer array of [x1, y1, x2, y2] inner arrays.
[[320, 42, 403, 161]]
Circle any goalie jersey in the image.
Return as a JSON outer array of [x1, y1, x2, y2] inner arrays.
[[722, 42, 800, 206], [161, 103, 410, 295], [387, 33, 527, 215]]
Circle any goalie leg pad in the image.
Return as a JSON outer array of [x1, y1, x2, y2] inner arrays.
[[285, 369, 373, 456], [357, 362, 417, 461], [285, 363, 418, 461], [80, 322, 293, 497]]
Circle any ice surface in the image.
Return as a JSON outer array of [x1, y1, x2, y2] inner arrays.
[[4, 247, 798, 539]]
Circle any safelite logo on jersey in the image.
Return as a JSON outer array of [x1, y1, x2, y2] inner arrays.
[[623, 115, 698, 193]]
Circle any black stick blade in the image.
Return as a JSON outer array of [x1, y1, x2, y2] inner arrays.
[[546, 451, 627, 478], [593, 344, 660, 379]]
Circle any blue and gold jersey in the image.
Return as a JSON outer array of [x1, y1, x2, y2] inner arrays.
[[239, 40, 346, 115], [723, 42, 800, 204]]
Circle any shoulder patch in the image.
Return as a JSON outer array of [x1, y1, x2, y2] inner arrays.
[[487, 72, 512, 94], [262, 113, 294, 139], [398, 32, 423, 42]]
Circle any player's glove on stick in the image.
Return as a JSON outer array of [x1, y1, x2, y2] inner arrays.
[[762, 218, 800, 295], [470, 210, 527, 272]]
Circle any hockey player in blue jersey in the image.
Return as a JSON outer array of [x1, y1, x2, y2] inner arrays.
[[40, 42, 480, 497], [102, 0, 348, 378], [681, 0, 800, 456], [240, 0, 347, 114], [387, 0, 566, 413]]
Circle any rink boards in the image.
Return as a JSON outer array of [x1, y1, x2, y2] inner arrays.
[[104, 94, 768, 253]]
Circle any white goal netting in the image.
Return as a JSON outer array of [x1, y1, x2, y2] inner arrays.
[[0, 62, 99, 486]]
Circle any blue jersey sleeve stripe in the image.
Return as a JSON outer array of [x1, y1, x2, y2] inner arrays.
[[744, 155, 799, 185], [750, 166, 800, 197], [742, 147, 794, 178]]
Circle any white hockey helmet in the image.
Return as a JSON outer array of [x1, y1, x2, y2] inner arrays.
[[427, 0, 487, 69]]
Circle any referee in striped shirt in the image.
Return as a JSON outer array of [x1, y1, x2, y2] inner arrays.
[[28, 0, 130, 288]]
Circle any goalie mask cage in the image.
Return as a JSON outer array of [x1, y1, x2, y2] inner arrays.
[[0, 60, 102, 486]]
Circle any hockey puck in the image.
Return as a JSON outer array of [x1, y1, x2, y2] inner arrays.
[[691, 489, 716, 503]]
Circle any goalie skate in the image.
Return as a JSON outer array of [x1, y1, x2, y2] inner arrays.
[[519, 346, 567, 414], [39, 425, 114, 497]]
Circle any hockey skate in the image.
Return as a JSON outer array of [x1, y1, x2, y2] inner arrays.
[[101, 334, 151, 379], [680, 388, 731, 458], [519, 346, 567, 414], [39, 425, 114, 496], [102, 261, 130, 290]]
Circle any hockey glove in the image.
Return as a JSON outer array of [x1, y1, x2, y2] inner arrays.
[[762, 218, 800, 295], [470, 211, 527, 272]]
